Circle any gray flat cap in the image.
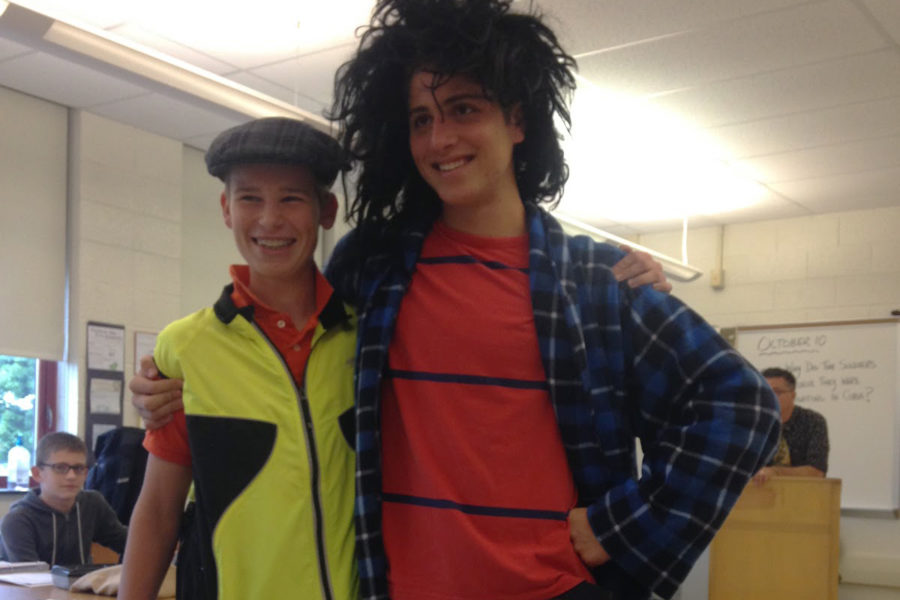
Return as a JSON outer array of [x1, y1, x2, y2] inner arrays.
[[205, 117, 349, 186]]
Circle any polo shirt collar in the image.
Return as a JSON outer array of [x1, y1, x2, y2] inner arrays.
[[213, 265, 350, 331]]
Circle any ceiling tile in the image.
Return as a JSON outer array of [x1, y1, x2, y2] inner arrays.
[[794, 192, 900, 214], [652, 49, 900, 128], [860, 0, 900, 44], [0, 51, 150, 108], [705, 192, 811, 224], [136, 2, 370, 71], [735, 135, 900, 183], [16, 1, 131, 29], [707, 96, 900, 158], [247, 43, 355, 106], [770, 165, 900, 204], [577, 0, 886, 96], [538, 0, 814, 56], [225, 71, 327, 118], [108, 23, 239, 75], [0, 36, 32, 61]]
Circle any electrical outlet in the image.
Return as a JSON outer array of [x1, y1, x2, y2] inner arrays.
[[710, 268, 725, 289]]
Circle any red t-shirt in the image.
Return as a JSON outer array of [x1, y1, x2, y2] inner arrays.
[[143, 265, 333, 465], [381, 222, 593, 600]]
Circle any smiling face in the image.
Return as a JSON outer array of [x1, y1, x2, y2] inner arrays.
[[408, 71, 525, 223], [221, 163, 337, 288], [32, 449, 88, 511]]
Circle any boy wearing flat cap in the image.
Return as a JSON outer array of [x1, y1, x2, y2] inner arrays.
[[119, 117, 358, 600]]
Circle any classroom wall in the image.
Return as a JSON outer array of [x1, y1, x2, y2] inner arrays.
[[179, 146, 241, 316], [66, 110, 185, 432], [641, 209, 900, 327]]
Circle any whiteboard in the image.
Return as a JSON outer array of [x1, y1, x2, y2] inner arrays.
[[735, 320, 900, 511]]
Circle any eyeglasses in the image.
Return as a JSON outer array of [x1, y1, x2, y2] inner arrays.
[[38, 462, 88, 475]]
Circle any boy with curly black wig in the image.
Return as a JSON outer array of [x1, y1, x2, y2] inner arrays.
[[325, 1, 780, 599]]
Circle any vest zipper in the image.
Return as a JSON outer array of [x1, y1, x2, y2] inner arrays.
[[298, 380, 335, 600], [255, 323, 335, 600]]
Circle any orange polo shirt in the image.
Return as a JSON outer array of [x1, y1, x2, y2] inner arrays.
[[143, 265, 333, 466]]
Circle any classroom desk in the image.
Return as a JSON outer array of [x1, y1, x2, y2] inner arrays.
[[0, 583, 103, 599]]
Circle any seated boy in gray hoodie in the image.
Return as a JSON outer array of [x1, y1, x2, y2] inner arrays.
[[0, 432, 127, 565]]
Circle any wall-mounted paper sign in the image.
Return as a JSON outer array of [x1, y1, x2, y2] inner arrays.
[[87, 322, 125, 372], [88, 377, 122, 415]]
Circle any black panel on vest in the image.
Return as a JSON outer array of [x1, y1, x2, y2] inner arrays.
[[185, 416, 276, 529], [338, 407, 355, 448]]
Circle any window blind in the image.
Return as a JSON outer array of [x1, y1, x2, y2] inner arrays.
[[0, 85, 67, 360]]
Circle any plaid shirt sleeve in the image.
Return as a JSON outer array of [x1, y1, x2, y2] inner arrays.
[[591, 280, 780, 597], [531, 208, 781, 599]]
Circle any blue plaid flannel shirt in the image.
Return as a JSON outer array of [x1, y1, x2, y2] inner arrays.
[[326, 205, 780, 600]]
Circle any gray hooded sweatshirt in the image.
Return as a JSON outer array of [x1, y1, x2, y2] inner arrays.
[[0, 488, 127, 565]]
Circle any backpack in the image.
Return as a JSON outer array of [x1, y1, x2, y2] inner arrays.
[[85, 426, 148, 525]]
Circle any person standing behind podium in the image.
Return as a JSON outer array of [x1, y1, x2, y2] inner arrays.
[[754, 367, 829, 483]]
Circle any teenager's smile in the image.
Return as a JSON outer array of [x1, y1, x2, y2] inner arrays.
[[221, 163, 336, 284], [408, 71, 524, 217], [254, 237, 296, 250], [435, 157, 472, 173]]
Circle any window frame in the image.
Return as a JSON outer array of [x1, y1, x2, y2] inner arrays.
[[1, 359, 57, 490]]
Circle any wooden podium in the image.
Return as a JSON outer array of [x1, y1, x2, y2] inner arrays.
[[709, 477, 841, 600]]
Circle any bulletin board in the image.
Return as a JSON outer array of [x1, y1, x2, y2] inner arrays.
[[85, 321, 125, 458]]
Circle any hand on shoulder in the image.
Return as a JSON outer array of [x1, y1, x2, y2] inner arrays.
[[129, 355, 183, 430]]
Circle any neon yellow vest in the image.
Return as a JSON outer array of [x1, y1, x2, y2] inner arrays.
[[155, 286, 358, 600]]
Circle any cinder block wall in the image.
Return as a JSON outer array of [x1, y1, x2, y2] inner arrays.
[[638, 208, 900, 327], [67, 111, 186, 431]]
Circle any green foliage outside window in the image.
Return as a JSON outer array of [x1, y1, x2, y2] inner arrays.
[[0, 355, 37, 467]]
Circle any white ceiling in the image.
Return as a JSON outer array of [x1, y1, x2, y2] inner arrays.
[[1, 0, 899, 235]]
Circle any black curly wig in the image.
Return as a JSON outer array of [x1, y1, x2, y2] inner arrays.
[[329, 0, 577, 250]]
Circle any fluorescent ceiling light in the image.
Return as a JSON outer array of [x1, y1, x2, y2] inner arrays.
[[0, 2, 9, 17], [135, 0, 371, 57], [560, 80, 767, 223], [14, 0, 372, 58], [0, 1, 329, 127], [554, 213, 702, 282]]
